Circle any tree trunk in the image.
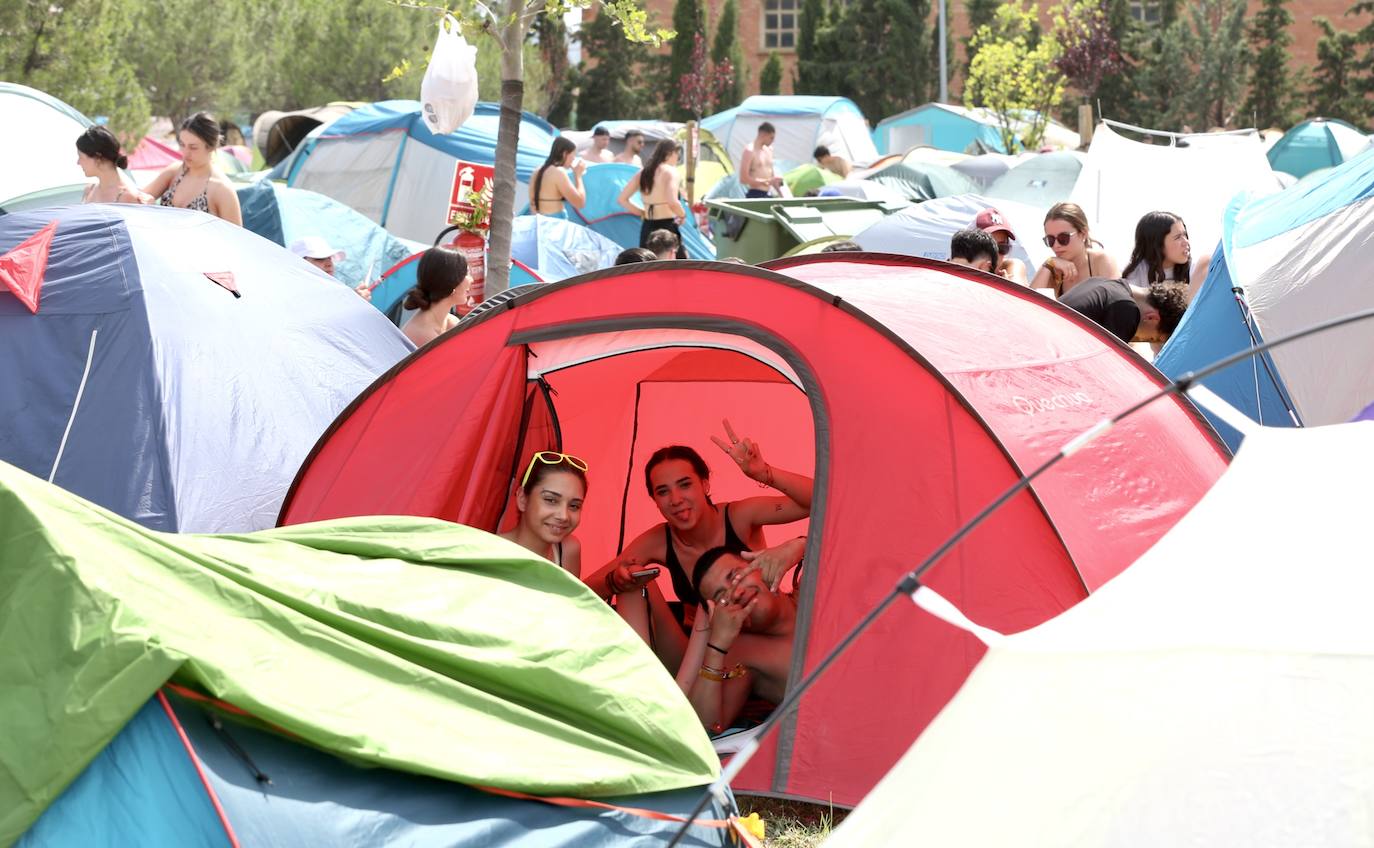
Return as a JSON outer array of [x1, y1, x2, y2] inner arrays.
[[486, 16, 527, 296]]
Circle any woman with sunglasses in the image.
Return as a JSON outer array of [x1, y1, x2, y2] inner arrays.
[[500, 451, 588, 577], [1030, 202, 1119, 298], [585, 420, 812, 670]]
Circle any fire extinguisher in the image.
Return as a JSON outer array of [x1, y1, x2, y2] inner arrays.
[[452, 230, 486, 313]]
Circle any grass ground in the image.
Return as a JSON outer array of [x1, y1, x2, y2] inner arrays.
[[736, 796, 848, 847]]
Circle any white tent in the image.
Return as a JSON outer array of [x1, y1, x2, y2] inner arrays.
[[1067, 123, 1283, 262], [0, 83, 96, 210], [854, 193, 1050, 269], [829, 421, 1374, 848]]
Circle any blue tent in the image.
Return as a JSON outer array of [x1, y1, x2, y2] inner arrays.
[[281, 101, 560, 243], [25, 690, 731, 847], [237, 180, 424, 287], [571, 163, 716, 259], [1155, 149, 1374, 448], [873, 103, 1007, 156], [703, 95, 880, 170], [0, 204, 412, 532], [1266, 118, 1371, 179]]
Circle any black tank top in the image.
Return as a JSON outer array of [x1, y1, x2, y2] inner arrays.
[[664, 503, 750, 608]]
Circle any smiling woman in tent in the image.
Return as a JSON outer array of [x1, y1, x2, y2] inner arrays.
[[143, 112, 242, 226], [75, 127, 152, 205], [499, 451, 587, 577], [586, 421, 811, 671], [1031, 202, 1119, 297]]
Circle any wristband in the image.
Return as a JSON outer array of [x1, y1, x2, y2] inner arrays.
[[707, 641, 729, 655], [698, 663, 747, 682]]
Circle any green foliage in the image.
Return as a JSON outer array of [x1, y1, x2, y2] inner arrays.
[[1129, 6, 1196, 129], [476, 36, 552, 113], [962, 0, 1000, 86], [576, 10, 656, 126], [1093, 0, 1138, 124], [1179, 0, 1248, 129], [668, 0, 705, 118], [1310, 16, 1367, 125], [794, 0, 826, 92], [1243, 0, 1295, 129], [760, 50, 783, 95], [964, 0, 1065, 151], [533, 11, 573, 122], [794, 0, 934, 116], [0, 0, 152, 145], [712, 0, 747, 106]]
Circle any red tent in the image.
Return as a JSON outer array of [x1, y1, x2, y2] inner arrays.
[[279, 254, 1229, 806], [126, 135, 181, 172]]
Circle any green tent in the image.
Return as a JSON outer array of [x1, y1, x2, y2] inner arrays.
[[0, 459, 722, 845], [783, 163, 843, 196]]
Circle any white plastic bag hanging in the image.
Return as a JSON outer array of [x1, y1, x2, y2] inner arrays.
[[420, 15, 479, 136]]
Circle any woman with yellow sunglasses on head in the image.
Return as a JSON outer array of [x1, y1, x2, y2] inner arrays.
[[499, 451, 588, 578]]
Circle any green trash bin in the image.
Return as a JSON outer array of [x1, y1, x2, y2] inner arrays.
[[705, 196, 907, 263]]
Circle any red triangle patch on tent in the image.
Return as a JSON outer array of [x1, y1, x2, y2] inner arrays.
[[204, 271, 240, 298], [0, 220, 58, 314]]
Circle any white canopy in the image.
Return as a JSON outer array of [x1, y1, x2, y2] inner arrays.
[[829, 421, 1374, 848], [1068, 123, 1283, 261]]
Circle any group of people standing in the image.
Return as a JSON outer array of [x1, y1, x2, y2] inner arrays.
[[496, 423, 809, 736], [75, 112, 243, 226], [948, 202, 1199, 349]]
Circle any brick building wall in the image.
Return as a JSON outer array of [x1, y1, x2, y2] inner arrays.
[[585, 0, 1363, 111]]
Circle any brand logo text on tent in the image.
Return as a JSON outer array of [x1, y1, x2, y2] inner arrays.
[[1012, 392, 1093, 416]]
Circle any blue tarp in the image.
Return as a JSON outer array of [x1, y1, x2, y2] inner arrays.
[[872, 103, 1007, 156], [0, 205, 412, 532], [286, 101, 558, 186], [25, 692, 733, 847], [237, 180, 424, 287], [1155, 148, 1374, 448], [511, 214, 623, 281], [572, 164, 715, 259]]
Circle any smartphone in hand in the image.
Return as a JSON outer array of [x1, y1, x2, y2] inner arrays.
[[630, 567, 661, 579]]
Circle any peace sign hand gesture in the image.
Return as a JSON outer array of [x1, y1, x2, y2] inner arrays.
[[709, 419, 769, 483]]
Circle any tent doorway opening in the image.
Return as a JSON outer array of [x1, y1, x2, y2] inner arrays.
[[497, 328, 817, 606]]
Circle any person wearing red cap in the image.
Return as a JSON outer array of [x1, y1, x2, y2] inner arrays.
[[975, 207, 1028, 285]]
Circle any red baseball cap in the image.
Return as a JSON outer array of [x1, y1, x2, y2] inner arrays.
[[975, 208, 1016, 240]]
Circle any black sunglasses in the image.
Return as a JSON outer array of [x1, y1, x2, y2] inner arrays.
[[1042, 232, 1074, 248]]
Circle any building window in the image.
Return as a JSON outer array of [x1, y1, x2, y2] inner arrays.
[[1128, 0, 1160, 23], [763, 0, 799, 51]]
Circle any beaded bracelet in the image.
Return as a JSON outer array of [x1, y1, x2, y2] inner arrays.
[[699, 663, 747, 682]]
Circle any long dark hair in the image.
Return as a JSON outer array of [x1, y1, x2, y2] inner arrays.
[[644, 445, 711, 496], [533, 137, 576, 207], [403, 246, 468, 311], [639, 141, 680, 195], [179, 112, 222, 149], [1123, 211, 1190, 284], [76, 126, 128, 169]]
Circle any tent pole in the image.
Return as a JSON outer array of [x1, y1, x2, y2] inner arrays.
[[938, 0, 948, 103]]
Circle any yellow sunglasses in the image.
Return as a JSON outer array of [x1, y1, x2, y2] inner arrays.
[[521, 451, 589, 487]]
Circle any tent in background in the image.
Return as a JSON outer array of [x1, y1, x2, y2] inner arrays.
[[236, 180, 424, 287], [703, 96, 879, 172], [1, 461, 732, 847], [783, 162, 842, 196], [950, 152, 1017, 189], [282, 100, 560, 243], [571, 163, 716, 259], [1266, 117, 1371, 179], [873, 103, 1007, 155], [987, 150, 1085, 208], [854, 193, 1050, 269], [511, 214, 623, 280], [279, 254, 1228, 806], [0, 204, 412, 533], [252, 102, 360, 166], [564, 120, 735, 198], [828, 422, 1374, 848], [126, 135, 182, 184], [865, 161, 979, 202], [0, 83, 128, 211], [1067, 123, 1282, 261], [1155, 147, 1374, 448]]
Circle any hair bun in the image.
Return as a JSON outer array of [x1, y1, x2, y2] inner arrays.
[[115, 154, 129, 170]]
